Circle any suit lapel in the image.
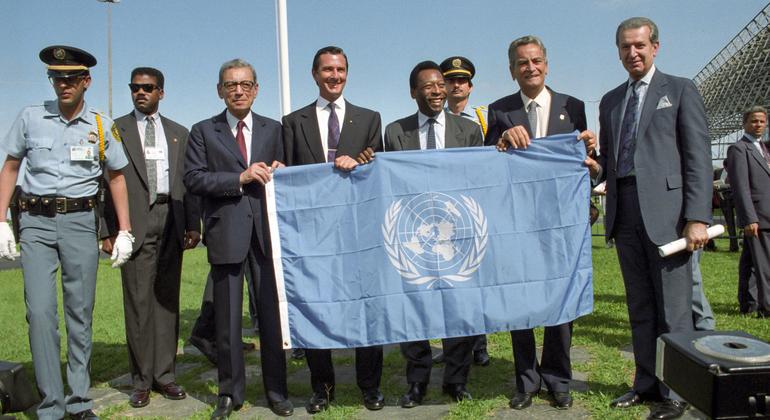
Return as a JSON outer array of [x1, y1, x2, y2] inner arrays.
[[161, 116, 180, 188], [250, 112, 266, 165], [743, 137, 770, 177], [506, 93, 530, 135], [213, 111, 247, 168], [444, 113, 461, 148], [610, 84, 625, 161], [402, 113, 420, 150], [120, 112, 149, 189], [338, 100, 359, 149], [637, 71, 666, 143], [299, 103, 324, 162], [546, 91, 567, 136]]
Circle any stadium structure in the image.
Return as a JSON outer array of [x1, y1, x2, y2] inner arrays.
[[694, 2, 770, 165]]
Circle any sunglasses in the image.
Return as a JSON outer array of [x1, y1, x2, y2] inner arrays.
[[128, 83, 160, 93]]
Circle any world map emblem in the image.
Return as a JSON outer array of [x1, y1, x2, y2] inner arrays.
[[382, 192, 488, 288]]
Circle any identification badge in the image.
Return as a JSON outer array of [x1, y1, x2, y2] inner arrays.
[[70, 146, 95, 161], [145, 147, 165, 160]]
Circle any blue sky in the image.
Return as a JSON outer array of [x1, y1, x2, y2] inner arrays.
[[1, 0, 767, 136]]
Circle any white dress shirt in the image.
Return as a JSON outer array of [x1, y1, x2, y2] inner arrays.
[[135, 110, 169, 194], [521, 88, 552, 138], [417, 110, 446, 150], [225, 111, 253, 162], [316, 96, 347, 162]]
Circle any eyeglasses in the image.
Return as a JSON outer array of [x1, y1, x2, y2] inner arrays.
[[128, 83, 160, 93], [221, 80, 256, 92]]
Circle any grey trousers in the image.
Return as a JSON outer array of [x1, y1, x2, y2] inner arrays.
[[691, 250, 715, 331], [20, 211, 98, 419]]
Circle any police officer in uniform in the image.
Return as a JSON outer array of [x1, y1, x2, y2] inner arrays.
[[0, 45, 133, 420], [440, 56, 488, 138], [433, 56, 491, 368]]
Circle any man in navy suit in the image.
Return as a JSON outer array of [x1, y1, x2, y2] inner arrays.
[[485, 35, 593, 411], [592, 17, 712, 419], [725, 106, 770, 318], [184, 59, 293, 419], [282, 45, 385, 414]]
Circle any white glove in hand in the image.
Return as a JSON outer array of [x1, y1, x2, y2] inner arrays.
[[110, 230, 134, 268], [0, 222, 17, 260]]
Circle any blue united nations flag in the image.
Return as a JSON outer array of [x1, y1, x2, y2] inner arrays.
[[266, 132, 593, 349]]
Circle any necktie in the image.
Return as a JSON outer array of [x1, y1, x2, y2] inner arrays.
[[527, 101, 538, 138], [761, 141, 770, 168], [236, 120, 248, 163], [426, 118, 436, 150], [617, 81, 640, 178], [145, 116, 157, 204], [327, 103, 340, 162]]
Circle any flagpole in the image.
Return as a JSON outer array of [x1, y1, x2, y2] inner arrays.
[[276, 0, 291, 117]]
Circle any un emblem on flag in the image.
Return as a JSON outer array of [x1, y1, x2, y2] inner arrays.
[[382, 192, 488, 288]]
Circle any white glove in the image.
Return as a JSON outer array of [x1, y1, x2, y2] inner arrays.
[[0, 222, 17, 260], [110, 230, 135, 268]]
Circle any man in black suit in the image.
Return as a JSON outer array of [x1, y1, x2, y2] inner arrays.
[[184, 59, 293, 418], [103, 67, 201, 407], [725, 106, 770, 318], [485, 35, 593, 411], [592, 17, 712, 419], [384, 60, 482, 408], [282, 45, 384, 414]]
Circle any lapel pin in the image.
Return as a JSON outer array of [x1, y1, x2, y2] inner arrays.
[[560, 114, 565, 120], [173, 138, 178, 143]]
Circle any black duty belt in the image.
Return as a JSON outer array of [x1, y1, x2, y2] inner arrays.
[[155, 194, 170, 205], [18, 194, 96, 217]]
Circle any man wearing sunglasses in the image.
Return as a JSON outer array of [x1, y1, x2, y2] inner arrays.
[[0, 45, 133, 420], [101, 67, 201, 408]]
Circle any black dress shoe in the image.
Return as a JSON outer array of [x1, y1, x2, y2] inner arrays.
[[291, 348, 306, 360], [648, 399, 688, 419], [269, 399, 294, 417], [306, 387, 334, 414], [509, 392, 534, 410], [473, 349, 490, 366], [189, 335, 217, 365], [551, 391, 573, 409], [399, 382, 427, 408], [432, 351, 445, 364], [610, 390, 644, 408], [128, 388, 150, 408], [362, 389, 385, 410], [69, 409, 99, 420], [211, 395, 240, 420], [442, 383, 472, 402], [155, 382, 186, 400]]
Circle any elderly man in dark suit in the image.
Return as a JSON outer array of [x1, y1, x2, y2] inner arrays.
[[102, 67, 201, 408], [590, 17, 712, 419], [282, 45, 385, 414], [184, 59, 293, 419], [725, 106, 770, 318], [384, 60, 482, 408], [485, 35, 594, 411]]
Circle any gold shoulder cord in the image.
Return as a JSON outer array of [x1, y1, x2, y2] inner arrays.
[[94, 113, 105, 162], [475, 107, 488, 136]]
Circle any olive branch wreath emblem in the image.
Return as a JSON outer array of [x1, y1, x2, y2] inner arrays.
[[382, 195, 488, 288]]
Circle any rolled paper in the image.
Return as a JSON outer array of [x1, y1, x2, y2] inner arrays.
[[658, 224, 725, 257]]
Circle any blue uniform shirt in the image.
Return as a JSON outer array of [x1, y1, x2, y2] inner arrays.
[[4, 100, 128, 197]]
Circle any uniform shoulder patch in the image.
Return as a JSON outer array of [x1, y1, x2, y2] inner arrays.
[[111, 123, 122, 142]]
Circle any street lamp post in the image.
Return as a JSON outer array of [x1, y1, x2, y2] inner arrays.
[[96, 0, 119, 118]]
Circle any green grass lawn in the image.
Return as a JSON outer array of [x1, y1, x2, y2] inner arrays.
[[0, 237, 768, 418]]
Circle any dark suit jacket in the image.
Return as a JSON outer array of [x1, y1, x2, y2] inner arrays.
[[184, 110, 284, 264], [725, 136, 770, 229], [484, 88, 587, 146], [282, 100, 383, 165], [597, 70, 712, 245], [104, 112, 200, 252], [383, 112, 482, 151]]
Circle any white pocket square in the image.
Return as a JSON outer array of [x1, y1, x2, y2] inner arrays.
[[656, 96, 672, 109]]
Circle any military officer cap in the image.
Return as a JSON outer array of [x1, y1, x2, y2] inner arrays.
[[39, 45, 97, 78], [440, 56, 475, 80]]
